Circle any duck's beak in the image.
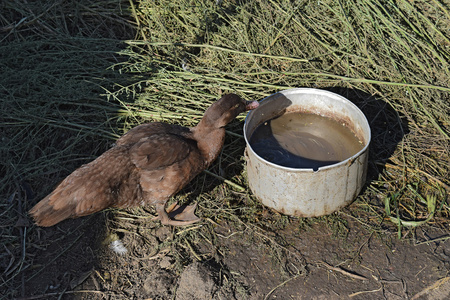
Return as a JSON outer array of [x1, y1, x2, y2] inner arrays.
[[245, 100, 259, 111]]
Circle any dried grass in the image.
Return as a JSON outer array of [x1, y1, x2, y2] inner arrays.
[[1, 0, 449, 298], [113, 0, 449, 230]]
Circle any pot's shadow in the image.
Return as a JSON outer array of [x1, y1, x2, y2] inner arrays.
[[325, 87, 407, 185]]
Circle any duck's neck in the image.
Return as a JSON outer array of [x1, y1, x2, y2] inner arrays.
[[191, 121, 226, 166]]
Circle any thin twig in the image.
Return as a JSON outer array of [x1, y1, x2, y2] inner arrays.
[[203, 170, 245, 192], [126, 41, 310, 63], [184, 238, 202, 261], [349, 286, 382, 297], [411, 277, 450, 300], [319, 261, 367, 281], [264, 272, 303, 300], [415, 235, 450, 246]]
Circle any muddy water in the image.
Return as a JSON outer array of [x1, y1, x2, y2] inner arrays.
[[249, 112, 364, 170]]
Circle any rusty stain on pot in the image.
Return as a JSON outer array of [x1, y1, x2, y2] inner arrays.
[[244, 88, 371, 218]]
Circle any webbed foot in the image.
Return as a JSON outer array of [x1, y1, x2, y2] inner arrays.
[[155, 202, 200, 226]]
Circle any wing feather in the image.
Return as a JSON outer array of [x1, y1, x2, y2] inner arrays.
[[129, 134, 194, 170]]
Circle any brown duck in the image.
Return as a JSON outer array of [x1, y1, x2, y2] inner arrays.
[[30, 94, 259, 227]]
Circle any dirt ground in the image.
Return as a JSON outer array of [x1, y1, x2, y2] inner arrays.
[[19, 203, 450, 300]]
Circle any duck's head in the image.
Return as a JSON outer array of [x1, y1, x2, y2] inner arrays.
[[201, 94, 259, 128]]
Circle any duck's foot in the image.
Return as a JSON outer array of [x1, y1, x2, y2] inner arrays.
[[155, 202, 200, 226]]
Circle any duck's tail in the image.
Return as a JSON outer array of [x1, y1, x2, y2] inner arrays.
[[29, 192, 78, 227], [29, 146, 134, 227]]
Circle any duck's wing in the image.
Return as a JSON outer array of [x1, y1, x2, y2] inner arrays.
[[129, 133, 195, 170], [29, 146, 133, 227], [130, 134, 204, 226], [116, 122, 189, 147]]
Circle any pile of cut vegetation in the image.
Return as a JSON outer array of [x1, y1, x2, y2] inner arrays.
[[1, 0, 449, 299], [115, 0, 449, 229]]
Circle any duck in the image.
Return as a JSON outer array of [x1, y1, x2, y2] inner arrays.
[[29, 94, 259, 227]]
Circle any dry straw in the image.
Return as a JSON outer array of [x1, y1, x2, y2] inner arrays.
[[117, 0, 449, 228], [1, 0, 449, 298]]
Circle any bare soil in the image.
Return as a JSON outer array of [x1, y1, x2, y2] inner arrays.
[[19, 205, 450, 300]]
